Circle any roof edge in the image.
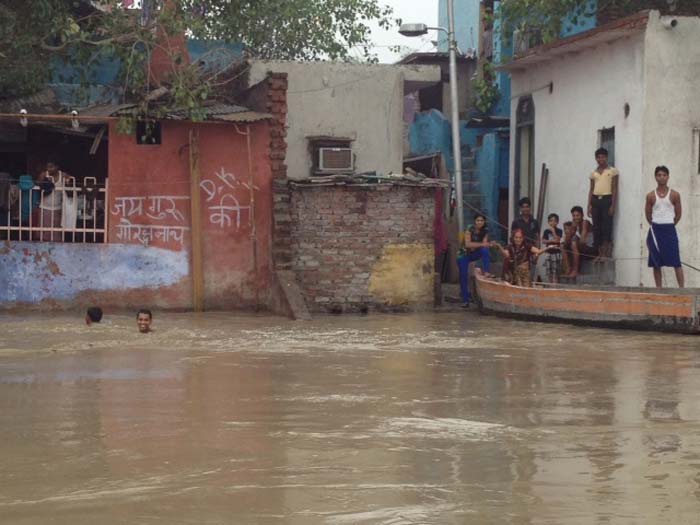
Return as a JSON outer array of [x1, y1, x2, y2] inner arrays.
[[498, 10, 651, 73]]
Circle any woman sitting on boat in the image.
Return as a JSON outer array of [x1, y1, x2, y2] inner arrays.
[[497, 228, 551, 287]]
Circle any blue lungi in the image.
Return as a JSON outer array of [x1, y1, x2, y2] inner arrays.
[[647, 223, 681, 268]]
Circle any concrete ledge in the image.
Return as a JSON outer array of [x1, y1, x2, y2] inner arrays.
[[270, 270, 312, 320]]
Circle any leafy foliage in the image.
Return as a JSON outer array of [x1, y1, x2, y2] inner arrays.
[[0, 0, 395, 117], [472, 61, 499, 114], [498, 0, 700, 45], [497, 0, 596, 44]]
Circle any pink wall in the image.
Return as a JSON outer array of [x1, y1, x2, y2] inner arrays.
[[107, 120, 273, 310]]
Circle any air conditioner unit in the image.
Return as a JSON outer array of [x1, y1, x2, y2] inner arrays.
[[318, 147, 353, 172]]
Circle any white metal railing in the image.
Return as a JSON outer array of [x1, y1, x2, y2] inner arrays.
[[0, 177, 108, 243]]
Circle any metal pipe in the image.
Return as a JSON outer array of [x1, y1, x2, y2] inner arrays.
[[234, 124, 260, 312], [447, 0, 464, 236]]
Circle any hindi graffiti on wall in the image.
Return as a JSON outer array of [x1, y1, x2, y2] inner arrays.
[[112, 195, 190, 247], [200, 167, 256, 229]]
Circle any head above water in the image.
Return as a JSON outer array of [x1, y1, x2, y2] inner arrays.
[[85, 306, 103, 325], [137, 309, 152, 333]]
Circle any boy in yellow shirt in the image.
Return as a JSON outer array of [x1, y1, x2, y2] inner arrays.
[[587, 147, 618, 261]]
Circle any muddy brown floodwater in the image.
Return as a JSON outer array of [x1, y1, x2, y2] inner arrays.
[[1, 311, 700, 524]]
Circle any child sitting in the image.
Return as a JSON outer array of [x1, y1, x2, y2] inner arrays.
[[542, 213, 563, 283], [498, 228, 551, 287]]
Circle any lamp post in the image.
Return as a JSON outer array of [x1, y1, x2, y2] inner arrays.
[[400, 0, 464, 236]]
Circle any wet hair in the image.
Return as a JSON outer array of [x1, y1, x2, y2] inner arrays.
[[571, 205, 584, 215], [655, 165, 669, 176], [86, 306, 103, 323], [473, 213, 486, 221], [595, 147, 608, 157], [518, 197, 531, 207], [136, 308, 152, 320], [548, 213, 559, 222]]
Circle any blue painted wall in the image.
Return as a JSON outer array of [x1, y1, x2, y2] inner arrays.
[[561, 0, 597, 37], [439, 0, 481, 54], [410, 110, 454, 172], [48, 40, 244, 107], [0, 243, 189, 304]]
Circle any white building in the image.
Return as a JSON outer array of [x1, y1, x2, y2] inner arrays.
[[248, 60, 440, 180], [501, 10, 700, 287]]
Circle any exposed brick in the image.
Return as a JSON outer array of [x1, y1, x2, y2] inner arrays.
[[286, 185, 436, 313]]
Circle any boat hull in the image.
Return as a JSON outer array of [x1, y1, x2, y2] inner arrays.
[[473, 272, 700, 334]]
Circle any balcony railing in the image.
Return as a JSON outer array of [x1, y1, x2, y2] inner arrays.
[[0, 177, 108, 243]]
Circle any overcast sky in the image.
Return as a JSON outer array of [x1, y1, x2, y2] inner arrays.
[[357, 0, 439, 63]]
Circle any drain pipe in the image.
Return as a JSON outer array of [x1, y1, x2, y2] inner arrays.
[[234, 124, 259, 311]]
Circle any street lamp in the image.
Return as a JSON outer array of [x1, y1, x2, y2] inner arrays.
[[399, 0, 464, 237]]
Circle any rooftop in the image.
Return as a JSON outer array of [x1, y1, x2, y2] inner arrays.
[[498, 10, 650, 73]]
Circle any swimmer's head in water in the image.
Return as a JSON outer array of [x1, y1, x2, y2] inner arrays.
[[86, 306, 103, 325], [136, 309, 152, 333]]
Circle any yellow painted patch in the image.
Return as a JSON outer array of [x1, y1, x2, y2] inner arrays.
[[369, 244, 434, 306]]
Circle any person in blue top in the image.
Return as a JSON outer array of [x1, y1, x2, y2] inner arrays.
[[457, 213, 493, 307]]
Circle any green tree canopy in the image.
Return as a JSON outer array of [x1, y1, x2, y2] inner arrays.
[[498, 0, 700, 45], [0, 0, 395, 108]]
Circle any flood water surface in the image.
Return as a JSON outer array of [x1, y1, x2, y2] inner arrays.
[[1, 311, 700, 524]]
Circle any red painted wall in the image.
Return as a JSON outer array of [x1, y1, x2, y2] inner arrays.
[[107, 120, 273, 310]]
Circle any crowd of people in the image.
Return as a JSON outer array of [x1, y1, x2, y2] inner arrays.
[[457, 148, 685, 306]]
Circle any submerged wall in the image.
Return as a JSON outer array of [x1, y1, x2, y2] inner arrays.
[[287, 183, 437, 313]]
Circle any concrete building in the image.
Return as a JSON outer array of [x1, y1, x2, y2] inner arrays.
[[501, 10, 700, 287], [247, 60, 441, 180], [0, 76, 285, 311]]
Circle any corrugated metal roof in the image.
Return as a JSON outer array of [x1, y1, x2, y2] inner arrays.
[[0, 88, 59, 114], [80, 103, 138, 117], [0, 97, 270, 124]]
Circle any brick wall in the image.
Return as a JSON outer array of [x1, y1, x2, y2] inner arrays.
[[288, 184, 437, 313]]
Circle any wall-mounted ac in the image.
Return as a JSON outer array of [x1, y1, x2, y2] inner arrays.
[[319, 147, 353, 172]]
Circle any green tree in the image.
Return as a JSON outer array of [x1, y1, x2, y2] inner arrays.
[[0, 0, 395, 112], [498, 0, 699, 45]]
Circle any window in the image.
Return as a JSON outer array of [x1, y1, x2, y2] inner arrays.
[[599, 127, 615, 166], [0, 124, 108, 243], [308, 137, 354, 176], [136, 120, 162, 145]]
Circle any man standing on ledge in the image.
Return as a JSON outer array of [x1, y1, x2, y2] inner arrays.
[[645, 165, 684, 288], [587, 147, 618, 262]]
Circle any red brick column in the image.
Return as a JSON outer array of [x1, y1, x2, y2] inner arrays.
[[263, 73, 293, 271]]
